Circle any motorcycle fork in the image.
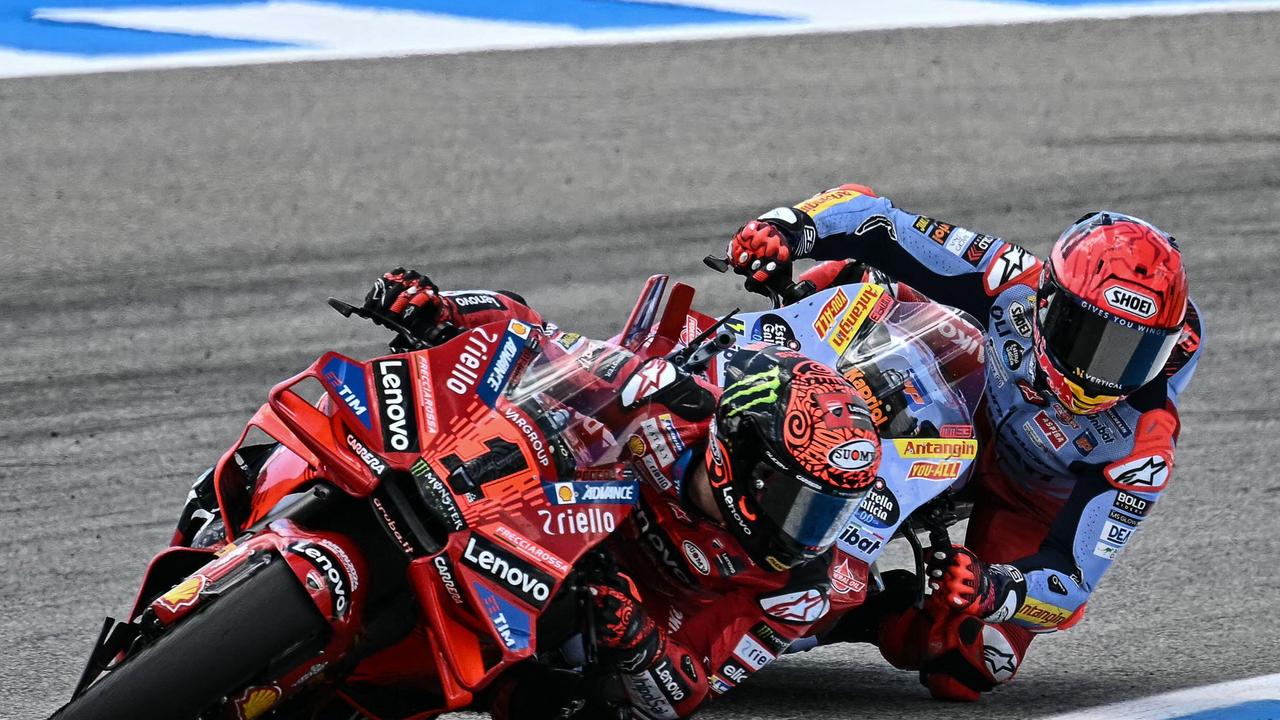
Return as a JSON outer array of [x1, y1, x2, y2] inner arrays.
[[904, 492, 960, 609]]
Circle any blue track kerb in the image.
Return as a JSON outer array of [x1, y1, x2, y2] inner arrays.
[[1010, 0, 1275, 4], [1169, 700, 1280, 720], [0, 0, 791, 57]]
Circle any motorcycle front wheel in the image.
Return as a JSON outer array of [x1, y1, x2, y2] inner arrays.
[[49, 553, 328, 720]]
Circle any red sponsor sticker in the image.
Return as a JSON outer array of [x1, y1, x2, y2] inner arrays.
[[1034, 411, 1068, 449], [812, 289, 850, 338]]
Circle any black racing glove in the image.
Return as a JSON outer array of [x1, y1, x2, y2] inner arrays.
[[363, 267, 455, 337]]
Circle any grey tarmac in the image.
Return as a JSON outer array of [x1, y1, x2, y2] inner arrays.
[[1, 10, 1278, 719]]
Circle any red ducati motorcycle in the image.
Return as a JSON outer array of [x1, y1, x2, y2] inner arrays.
[[51, 278, 722, 720]]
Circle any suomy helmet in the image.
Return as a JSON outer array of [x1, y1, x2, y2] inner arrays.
[[1034, 211, 1188, 414], [707, 346, 880, 571]]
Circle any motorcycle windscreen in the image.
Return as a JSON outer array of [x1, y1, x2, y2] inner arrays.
[[835, 301, 987, 438], [497, 334, 655, 484]]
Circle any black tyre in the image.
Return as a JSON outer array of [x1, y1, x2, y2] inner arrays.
[[50, 554, 327, 720]]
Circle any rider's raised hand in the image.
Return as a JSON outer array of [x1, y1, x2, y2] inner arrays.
[[727, 207, 816, 284], [588, 574, 664, 674], [364, 267, 452, 334]]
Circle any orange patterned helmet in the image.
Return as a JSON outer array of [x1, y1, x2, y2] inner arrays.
[[708, 346, 880, 571], [1034, 212, 1188, 414]]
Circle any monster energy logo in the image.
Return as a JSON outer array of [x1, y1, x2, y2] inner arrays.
[[722, 366, 781, 416]]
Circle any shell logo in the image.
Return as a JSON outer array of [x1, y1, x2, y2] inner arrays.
[[627, 435, 646, 456], [556, 484, 576, 503], [234, 685, 282, 720], [157, 575, 206, 612]]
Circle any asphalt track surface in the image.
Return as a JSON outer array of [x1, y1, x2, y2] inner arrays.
[[3, 10, 1280, 719]]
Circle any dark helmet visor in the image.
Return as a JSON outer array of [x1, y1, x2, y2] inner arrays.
[[1039, 283, 1180, 395], [753, 461, 861, 551]]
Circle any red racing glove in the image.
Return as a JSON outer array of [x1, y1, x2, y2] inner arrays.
[[589, 574, 665, 674], [730, 220, 793, 283], [926, 545, 1026, 622], [727, 207, 817, 284], [364, 267, 457, 335]]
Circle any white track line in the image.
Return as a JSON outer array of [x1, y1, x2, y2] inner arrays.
[[1041, 673, 1280, 720]]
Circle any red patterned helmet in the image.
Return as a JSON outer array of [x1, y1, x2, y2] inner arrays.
[[706, 346, 880, 571], [1034, 212, 1188, 414]]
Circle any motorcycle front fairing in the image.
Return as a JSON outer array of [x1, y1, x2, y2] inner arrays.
[[682, 283, 988, 609], [103, 319, 647, 718]]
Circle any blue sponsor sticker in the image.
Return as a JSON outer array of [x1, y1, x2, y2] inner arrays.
[[659, 414, 687, 453], [853, 481, 899, 530], [471, 581, 532, 651], [477, 327, 528, 407], [544, 480, 639, 506], [903, 370, 930, 410], [321, 356, 373, 429]]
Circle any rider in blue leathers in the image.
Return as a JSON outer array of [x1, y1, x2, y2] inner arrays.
[[725, 183, 1203, 701]]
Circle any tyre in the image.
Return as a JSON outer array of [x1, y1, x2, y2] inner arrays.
[[50, 554, 327, 720]]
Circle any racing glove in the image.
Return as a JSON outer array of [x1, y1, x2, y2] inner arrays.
[[588, 573, 665, 674], [364, 267, 457, 336], [926, 545, 1026, 623], [727, 207, 817, 284]]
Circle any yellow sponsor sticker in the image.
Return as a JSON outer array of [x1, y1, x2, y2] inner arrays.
[[891, 438, 979, 460], [1014, 597, 1072, 628], [235, 685, 282, 720], [157, 575, 206, 612], [906, 460, 963, 481], [812, 288, 850, 338], [827, 284, 886, 355], [795, 188, 864, 217]]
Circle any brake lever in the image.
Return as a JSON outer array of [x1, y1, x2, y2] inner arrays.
[[905, 492, 959, 609], [326, 297, 454, 351], [703, 255, 815, 309], [702, 254, 731, 273]]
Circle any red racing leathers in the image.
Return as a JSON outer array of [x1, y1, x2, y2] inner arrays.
[[429, 289, 837, 719]]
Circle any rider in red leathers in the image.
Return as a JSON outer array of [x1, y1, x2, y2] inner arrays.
[[362, 269, 884, 719], [725, 186, 1203, 701]]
